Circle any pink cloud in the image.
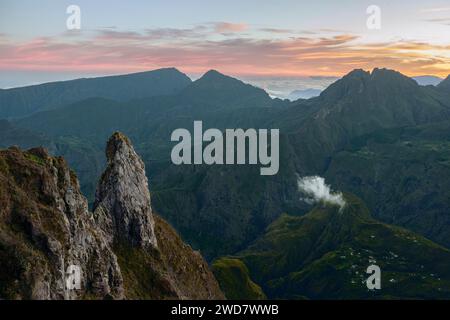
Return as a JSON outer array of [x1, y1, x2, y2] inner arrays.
[[214, 22, 248, 33], [0, 30, 449, 78]]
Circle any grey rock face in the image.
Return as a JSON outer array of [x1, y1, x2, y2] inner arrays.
[[93, 132, 157, 249], [50, 159, 125, 300], [0, 147, 124, 300]]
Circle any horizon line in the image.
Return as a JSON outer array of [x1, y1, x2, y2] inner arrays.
[[1, 66, 447, 90]]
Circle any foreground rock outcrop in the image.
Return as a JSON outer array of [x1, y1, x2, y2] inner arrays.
[[0, 133, 224, 300], [94, 132, 157, 250]]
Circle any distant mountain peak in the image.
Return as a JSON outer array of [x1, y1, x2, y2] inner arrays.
[[371, 67, 392, 74], [198, 69, 241, 83], [370, 67, 416, 83], [202, 69, 226, 78], [321, 67, 418, 100], [346, 68, 370, 78], [342, 68, 412, 81], [182, 69, 272, 107]]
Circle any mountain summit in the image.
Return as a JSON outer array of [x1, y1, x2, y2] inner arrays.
[[94, 132, 158, 249], [309, 68, 450, 131], [320, 68, 418, 101], [181, 69, 272, 108]]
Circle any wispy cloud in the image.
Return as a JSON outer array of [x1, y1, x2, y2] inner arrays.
[[423, 17, 450, 25], [95, 25, 210, 42], [259, 28, 294, 34], [421, 6, 450, 25], [298, 176, 346, 211], [421, 6, 450, 13]]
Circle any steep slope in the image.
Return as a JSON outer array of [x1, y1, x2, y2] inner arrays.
[[93, 132, 224, 299], [0, 133, 224, 300], [0, 119, 106, 204], [0, 146, 124, 299], [324, 121, 450, 247], [94, 132, 157, 249], [274, 68, 450, 172], [14, 70, 284, 143], [0, 68, 192, 119], [14, 70, 281, 140], [214, 194, 450, 299], [212, 258, 266, 300], [261, 69, 450, 251], [0, 119, 55, 151]]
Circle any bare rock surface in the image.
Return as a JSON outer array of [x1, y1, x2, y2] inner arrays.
[[94, 132, 157, 249], [0, 147, 123, 299]]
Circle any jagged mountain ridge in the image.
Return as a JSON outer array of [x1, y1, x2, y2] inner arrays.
[[0, 133, 224, 299]]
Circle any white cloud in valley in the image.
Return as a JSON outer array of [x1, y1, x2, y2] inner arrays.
[[297, 176, 346, 211]]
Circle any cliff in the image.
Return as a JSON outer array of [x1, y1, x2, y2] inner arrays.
[[0, 133, 224, 300]]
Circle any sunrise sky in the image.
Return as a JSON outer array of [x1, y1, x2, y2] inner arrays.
[[0, 0, 449, 87]]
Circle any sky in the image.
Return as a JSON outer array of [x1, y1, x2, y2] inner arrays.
[[0, 0, 449, 88]]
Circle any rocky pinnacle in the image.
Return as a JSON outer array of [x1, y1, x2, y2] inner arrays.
[[94, 132, 158, 249]]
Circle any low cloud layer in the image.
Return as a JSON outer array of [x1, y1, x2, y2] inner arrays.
[[298, 176, 346, 211]]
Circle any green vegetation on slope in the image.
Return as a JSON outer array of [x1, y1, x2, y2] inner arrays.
[[212, 258, 266, 300], [214, 194, 450, 299], [325, 121, 450, 247]]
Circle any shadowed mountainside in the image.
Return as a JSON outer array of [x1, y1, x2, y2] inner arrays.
[[0, 68, 192, 119]]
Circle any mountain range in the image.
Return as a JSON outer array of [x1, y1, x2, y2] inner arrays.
[[1, 67, 450, 299], [0, 68, 191, 119]]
